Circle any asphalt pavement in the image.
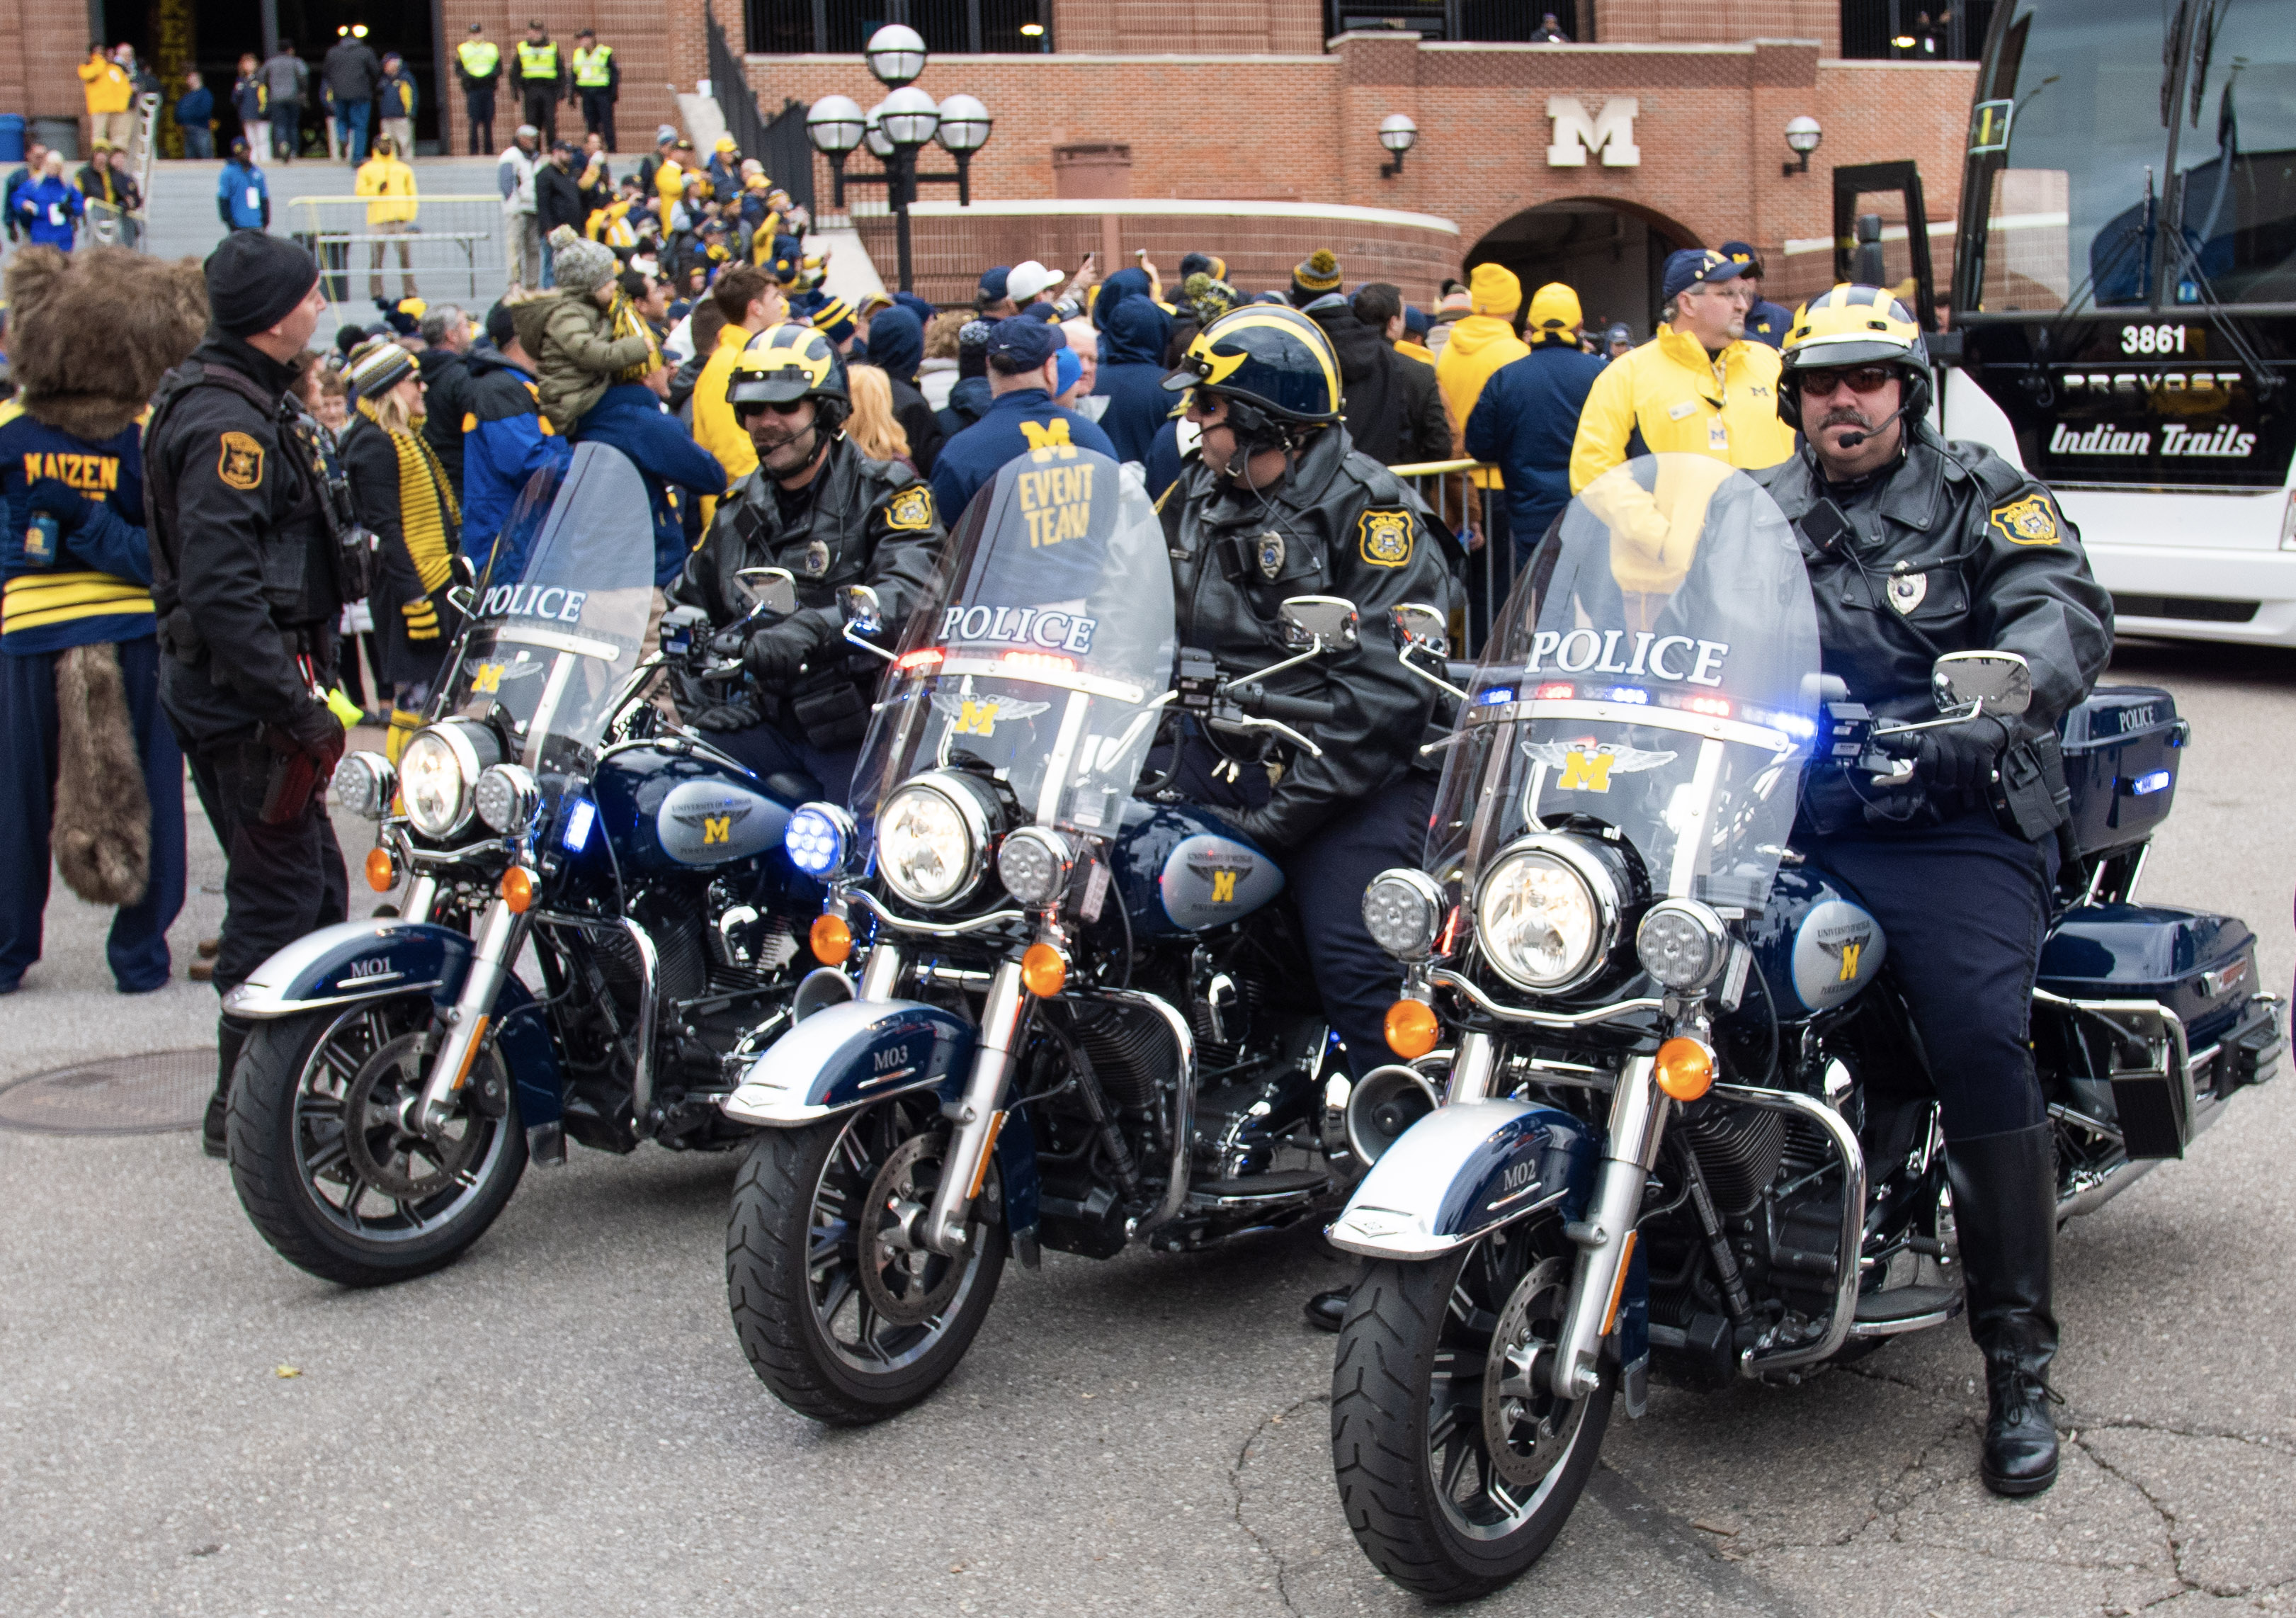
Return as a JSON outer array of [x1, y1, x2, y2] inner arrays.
[[4, 643, 2294, 1618]]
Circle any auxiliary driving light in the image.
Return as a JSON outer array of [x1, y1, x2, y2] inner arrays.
[[785, 803, 856, 878]]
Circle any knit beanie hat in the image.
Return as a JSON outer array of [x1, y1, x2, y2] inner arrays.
[[1291, 248, 1342, 303], [346, 334, 416, 400], [1468, 263, 1524, 319], [205, 230, 320, 338], [547, 226, 619, 296]]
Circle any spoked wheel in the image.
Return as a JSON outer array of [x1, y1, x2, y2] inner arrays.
[[1331, 1221, 1613, 1600], [228, 994, 526, 1286], [726, 1093, 1006, 1425]]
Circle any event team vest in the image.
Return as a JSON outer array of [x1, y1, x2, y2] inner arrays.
[[572, 45, 613, 88], [458, 40, 499, 77], [516, 40, 558, 79]]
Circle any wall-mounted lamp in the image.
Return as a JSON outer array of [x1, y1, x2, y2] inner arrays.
[[1783, 115, 1822, 176], [1379, 113, 1417, 179]]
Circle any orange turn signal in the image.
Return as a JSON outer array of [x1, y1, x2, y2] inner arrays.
[[1654, 1036, 1716, 1101], [499, 865, 535, 914], [363, 846, 397, 893], [809, 913, 853, 966], [1021, 941, 1067, 997], [1385, 997, 1440, 1058]]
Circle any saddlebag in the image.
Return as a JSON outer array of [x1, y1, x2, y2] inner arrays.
[[2057, 686, 2186, 859]]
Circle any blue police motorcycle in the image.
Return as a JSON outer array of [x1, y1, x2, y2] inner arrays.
[[1324, 457, 2283, 1597], [720, 448, 1368, 1424], [222, 445, 831, 1286]]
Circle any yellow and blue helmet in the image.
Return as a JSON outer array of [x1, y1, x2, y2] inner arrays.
[[727, 322, 848, 418], [1778, 283, 1929, 429], [1162, 303, 1343, 425]]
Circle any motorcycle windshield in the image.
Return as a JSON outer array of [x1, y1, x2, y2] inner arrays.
[[438, 443, 654, 803], [1429, 455, 1820, 910], [854, 448, 1176, 836]]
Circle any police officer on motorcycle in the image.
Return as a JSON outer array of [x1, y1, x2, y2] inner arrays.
[[670, 323, 944, 800], [1755, 285, 2112, 1495], [1159, 307, 1457, 1328]]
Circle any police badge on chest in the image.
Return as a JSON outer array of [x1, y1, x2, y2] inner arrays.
[[796, 538, 832, 579], [1887, 570, 1928, 615], [1256, 531, 1285, 582]]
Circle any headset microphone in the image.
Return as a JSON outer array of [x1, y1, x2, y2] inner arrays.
[[1835, 397, 1915, 448]]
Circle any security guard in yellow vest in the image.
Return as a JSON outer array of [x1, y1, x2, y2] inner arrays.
[[455, 24, 501, 155], [571, 30, 618, 152], [516, 21, 564, 145]]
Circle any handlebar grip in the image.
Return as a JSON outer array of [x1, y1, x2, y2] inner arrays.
[[1229, 681, 1334, 725]]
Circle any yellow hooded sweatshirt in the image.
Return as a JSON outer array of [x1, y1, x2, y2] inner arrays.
[[693, 321, 761, 527], [1567, 323, 1795, 494], [1436, 264, 1532, 488]]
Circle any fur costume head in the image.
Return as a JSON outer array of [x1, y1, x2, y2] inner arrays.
[[4, 246, 207, 441]]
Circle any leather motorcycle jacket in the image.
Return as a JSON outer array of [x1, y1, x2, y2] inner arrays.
[[1754, 425, 2113, 835], [672, 434, 945, 745], [1161, 424, 1455, 849]]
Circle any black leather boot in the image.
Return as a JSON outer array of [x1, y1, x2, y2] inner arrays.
[[1946, 1122, 2061, 1496], [204, 1017, 251, 1160], [1305, 1286, 1352, 1333]]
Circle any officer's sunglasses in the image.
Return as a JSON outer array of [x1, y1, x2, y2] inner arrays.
[[734, 398, 810, 418], [1795, 366, 1897, 397]]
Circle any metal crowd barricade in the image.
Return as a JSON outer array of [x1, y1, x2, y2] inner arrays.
[[84, 198, 142, 251], [283, 195, 508, 305], [1387, 458, 1518, 657]]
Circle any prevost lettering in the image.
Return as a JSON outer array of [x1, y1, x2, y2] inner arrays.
[[938, 603, 1098, 655], [481, 582, 591, 623], [1525, 628, 1729, 687]]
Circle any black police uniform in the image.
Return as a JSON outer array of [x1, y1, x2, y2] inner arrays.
[[671, 435, 945, 801], [1160, 422, 1454, 1080], [147, 333, 354, 1122]]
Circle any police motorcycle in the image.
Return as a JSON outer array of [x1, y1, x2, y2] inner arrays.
[[221, 443, 834, 1287], [719, 446, 1375, 1425], [1322, 456, 2284, 1598]]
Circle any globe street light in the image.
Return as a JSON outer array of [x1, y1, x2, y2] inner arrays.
[[865, 24, 927, 88], [806, 94, 865, 155], [1783, 115, 1822, 176], [1379, 113, 1417, 179], [807, 40, 996, 293], [878, 85, 941, 148]]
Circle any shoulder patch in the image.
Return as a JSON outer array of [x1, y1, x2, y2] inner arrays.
[[1989, 494, 2060, 547], [885, 484, 935, 532], [217, 430, 263, 491], [1358, 508, 1414, 568]]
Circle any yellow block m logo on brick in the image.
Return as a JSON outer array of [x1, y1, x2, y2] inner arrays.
[[1557, 749, 1614, 793], [1211, 870, 1239, 903], [1021, 419, 1076, 460], [703, 815, 732, 844]]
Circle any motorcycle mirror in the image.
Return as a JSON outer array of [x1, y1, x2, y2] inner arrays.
[[1800, 671, 1849, 706], [839, 584, 885, 635], [733, 566, 799, 618], [1931, 650, 2032, 718], [1390, 603, 1450, 657], [1280, 595, 1360, 651]]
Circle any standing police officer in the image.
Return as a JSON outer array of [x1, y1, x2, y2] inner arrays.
[[455, 23, 501, 157], [570, 29, 618, 152], [670, 324, 944, 801], [515, 21, 564, 147], [1755, 285, 2112, 1496], [1159, 310, 1455, 1331], [146, 232, 353, 1156]]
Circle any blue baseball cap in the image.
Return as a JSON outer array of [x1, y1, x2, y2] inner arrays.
[[1719, 240, 1766, 277], [1661, 248, 1747, 305], [978, 265, 1012, 305], [987, 314, 1066, 370], [1404, 305, 1431, 338]]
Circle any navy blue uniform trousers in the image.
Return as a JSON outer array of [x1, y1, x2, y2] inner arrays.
[[184, 735, 348, 997], [0, 636, 187, 992], [1802, 813, 2055, 1143]]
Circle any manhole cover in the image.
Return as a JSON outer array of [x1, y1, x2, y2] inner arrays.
[[0, 1048, 215, 1136]]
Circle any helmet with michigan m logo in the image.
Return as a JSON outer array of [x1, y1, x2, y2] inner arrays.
[[1161, 304, 1343, 424], [1776, 283, 1929, 430], [727, 322, 849, 424]]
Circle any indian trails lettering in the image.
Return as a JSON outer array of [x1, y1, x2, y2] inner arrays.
[[2049, 422, 2258, 458], [1015, 462, 1095, 548], [1525, 628, 1729, 687], [938, 603, 1099, 655]]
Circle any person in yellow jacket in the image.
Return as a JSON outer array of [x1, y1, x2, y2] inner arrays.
[[1568, 247, 1795, 493], [79, 45, 136, 154], [690, 264, 788, 525], [354, 135, 419, 300], [1434, 262, 1531, 492]]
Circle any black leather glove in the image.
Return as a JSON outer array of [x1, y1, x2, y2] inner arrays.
[[744, 616, 826, 685], [690, 694, 763, 732], [26, 477, 94, 531], [1209, 802, 1288, 854], [281, 698, 348, 773], [1887, 714, 2008, 818]]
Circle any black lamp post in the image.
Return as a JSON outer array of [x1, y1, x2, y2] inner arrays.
[[806, 26, 995, 295]]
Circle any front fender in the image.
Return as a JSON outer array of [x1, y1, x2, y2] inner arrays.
[[720, 998, 976, 1126], [222, 920, 561, 1128], [1326, 1099, 1596, 1260]]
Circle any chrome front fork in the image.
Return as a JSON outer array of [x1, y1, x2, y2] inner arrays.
[[401, 872, 440, 925], [416, 898, 526, 1136], [922, 956, 1029, 1257], [1549, 1053, 1667, 1400]]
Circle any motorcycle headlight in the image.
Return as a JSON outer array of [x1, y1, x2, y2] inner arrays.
[[1361, 868, 1445, 962], [785, 801, 856, 878], [996, 825, 1074, 907], [332, 750, 395, 820], [1473, 835, 1619, 993], [877, 771, 995, 910], [398, 720, 499, 841], [474, 763, 540, 835], [1636, 899, 1729, 992]]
